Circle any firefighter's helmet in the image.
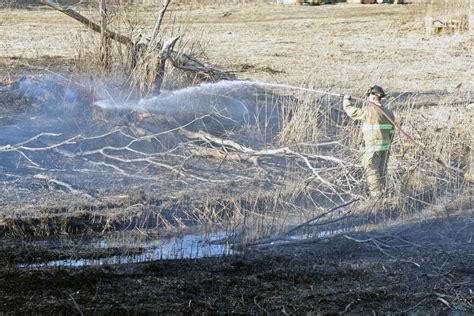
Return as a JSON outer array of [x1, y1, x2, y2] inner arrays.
[[367, 85, 386, 98]]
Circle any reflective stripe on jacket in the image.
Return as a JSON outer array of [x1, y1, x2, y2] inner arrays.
[[343, 99, 395, 153]]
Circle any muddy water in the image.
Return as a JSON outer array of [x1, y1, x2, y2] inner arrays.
[[21, 230, 234, 268]]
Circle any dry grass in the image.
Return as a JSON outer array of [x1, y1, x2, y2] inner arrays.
[[1, 3, 472, 91], [427, 0, 471, 32]]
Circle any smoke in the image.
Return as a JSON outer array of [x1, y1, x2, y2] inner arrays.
[[0, 75, 286, 199]]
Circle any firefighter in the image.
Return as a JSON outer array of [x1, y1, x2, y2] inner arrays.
[[343, 85, 395, 198]]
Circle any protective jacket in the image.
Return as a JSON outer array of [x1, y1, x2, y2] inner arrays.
[[343, 99, 395, 153]]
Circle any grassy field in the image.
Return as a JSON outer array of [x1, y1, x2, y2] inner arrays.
[[1, 3, 472, 92]]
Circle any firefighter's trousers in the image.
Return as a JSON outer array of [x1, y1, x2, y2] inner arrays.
[[362, 150, 390, 197]]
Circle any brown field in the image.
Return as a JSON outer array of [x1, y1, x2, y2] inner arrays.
[[1, 3, 472, 90], [0, 1, 473, 314]]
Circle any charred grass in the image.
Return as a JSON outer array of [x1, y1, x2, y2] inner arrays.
[[1, 213, 473, 314]]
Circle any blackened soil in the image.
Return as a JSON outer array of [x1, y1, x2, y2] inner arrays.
[[1, 215, 473, 314]]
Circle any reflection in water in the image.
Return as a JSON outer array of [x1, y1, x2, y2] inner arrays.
[[20, 228, 349, 269], [22, 231, 233, 268]]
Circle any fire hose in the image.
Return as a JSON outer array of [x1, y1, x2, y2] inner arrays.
[[250, 81, 464, 175]]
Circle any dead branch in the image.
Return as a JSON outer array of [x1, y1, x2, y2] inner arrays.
[[343, 235, 421, 267], [253, 296, 270, 315], [41, 0, 134, 48], [168, 55, 234, 81], [179, 129, 345, 163], [307, 213, 354, 227], [33, 174, 94, 199], [342, 300, 357, 314], [366, 234, 422, 248], [246, 199, 359, 247], [152, 36, 180, 95], [0, 116, 251, 185], [178, 128, 253, 153], [280, 199, 358, 237], [0, 134, 81, 153], [435, 294, 453, 309], [179, 129, 346, 192], [185, 144, 259, 166], [150, 0, 172, 44]]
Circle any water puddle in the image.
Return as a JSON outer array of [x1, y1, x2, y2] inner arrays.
[[285, 229, 348, 241], [21, 231, 234, 269], [19, 227, 352, 269], [260, 228, 350, 246]]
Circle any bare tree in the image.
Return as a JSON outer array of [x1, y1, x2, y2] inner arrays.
[[41, 0, 235, 96], [99, 0, 111, 69]]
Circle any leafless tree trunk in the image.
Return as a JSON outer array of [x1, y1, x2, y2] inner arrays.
[[99, 0, 111, 70]]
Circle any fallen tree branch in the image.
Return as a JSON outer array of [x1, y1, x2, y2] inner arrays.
[[41, 0, 134, 48], [179, 129, 345, 163], [169, 55, 235, 80], [179, 129, 346, 191], [246, 198, 359, 247], [178, 128, 253, 153], [33, 174, 94, 199], [343, 234, 421, 267], [185, 144, 259, 166]]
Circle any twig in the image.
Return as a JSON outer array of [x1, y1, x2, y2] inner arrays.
[[150, 0, 172, 43], [343, 235, 421, 268], [281, 199, 358, 237], [436, 296, 452, 309], [69, 293, 84, 316], [402, 298, 428, 313], [253, 295, 270, 315], [342, 300, 356, 314], [247, 199, 359, 247]]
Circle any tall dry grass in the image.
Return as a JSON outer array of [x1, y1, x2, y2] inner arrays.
[[426, 0, 470, 33], [219, 86, 472, 246], [277, 87, 471, 214], [70, 0, 212, 97]]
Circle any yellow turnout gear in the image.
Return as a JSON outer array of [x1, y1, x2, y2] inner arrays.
[[343, 98, 395, 197]]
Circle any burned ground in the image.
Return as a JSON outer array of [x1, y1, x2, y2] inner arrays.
[[1, 213, 473, 314]]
